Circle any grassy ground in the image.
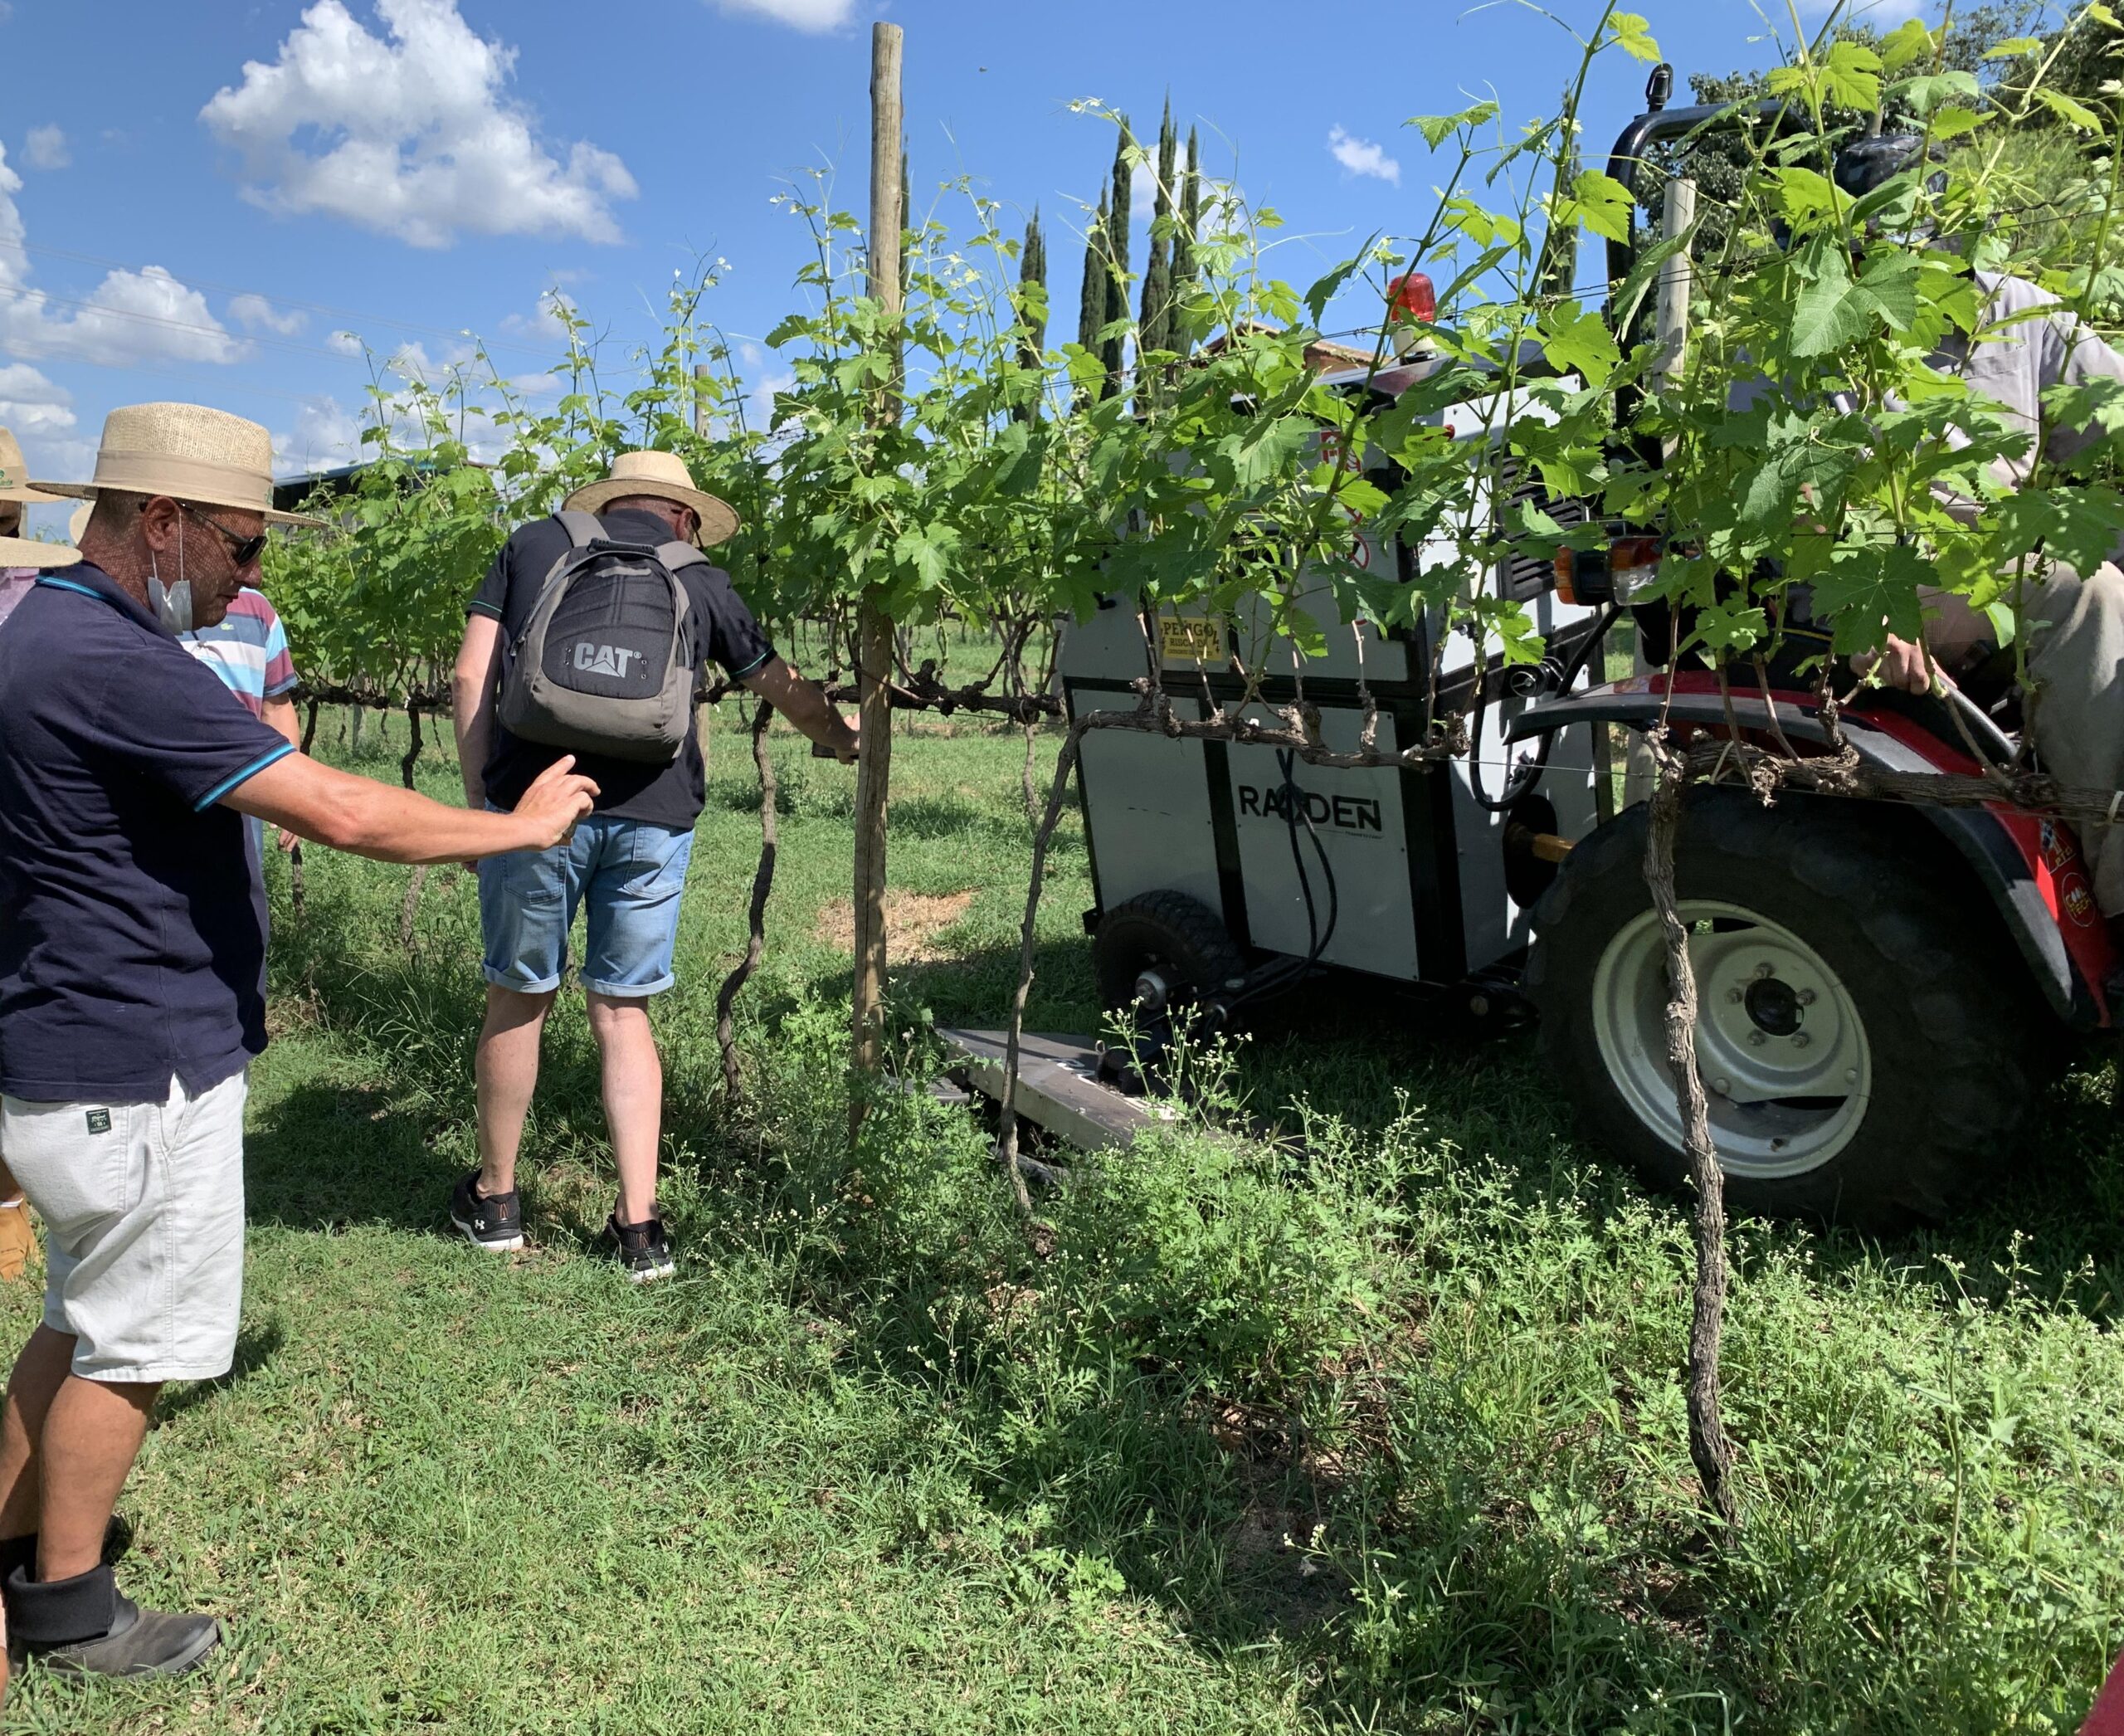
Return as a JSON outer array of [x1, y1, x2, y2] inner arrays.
[[6, 706, 2124, 1732]]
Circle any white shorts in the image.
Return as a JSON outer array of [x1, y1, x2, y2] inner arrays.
[[0, 1070, 247, 1382]]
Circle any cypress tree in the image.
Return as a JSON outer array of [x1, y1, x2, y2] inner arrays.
[[1015, 207, 1047, 424], [1137, 100, 1176, 397], [1099, 116, 1133, 393], [1167, 126, 1201, 363], [1077, 186, 1109, 395]]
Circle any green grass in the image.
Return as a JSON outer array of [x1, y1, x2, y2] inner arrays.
[[8, 706, 2124, 1732]]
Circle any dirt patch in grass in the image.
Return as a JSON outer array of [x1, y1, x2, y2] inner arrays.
[[813, 889, 977, 964]]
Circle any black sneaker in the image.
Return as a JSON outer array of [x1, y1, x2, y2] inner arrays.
[[450, 1170, 524, 1252], [6, 1563, 221, 1680], [603, 1212, 675, 1284]]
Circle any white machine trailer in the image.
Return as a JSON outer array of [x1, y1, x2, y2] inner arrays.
[[1060, 363, 1615, 1025]]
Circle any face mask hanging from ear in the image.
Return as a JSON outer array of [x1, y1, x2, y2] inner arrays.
[[147, 530, 193, 633]]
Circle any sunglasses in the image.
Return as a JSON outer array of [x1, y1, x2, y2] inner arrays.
[[171, 501, 268, 568]]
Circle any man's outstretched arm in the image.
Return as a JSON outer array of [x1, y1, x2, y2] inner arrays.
[[223, 752, 597, 866], [742, 656, 860, 762]]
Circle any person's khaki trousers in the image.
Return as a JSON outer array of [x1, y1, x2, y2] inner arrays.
[[2023, 561, 2124, 916]]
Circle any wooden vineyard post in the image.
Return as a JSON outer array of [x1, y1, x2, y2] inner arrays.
[[1654, 178, 1696, 390], [715, 698, 780, 1100], [1645, 177, 1739, 1529], [1645, 733, 1738, 1527], [850, 19, 904, 1125]]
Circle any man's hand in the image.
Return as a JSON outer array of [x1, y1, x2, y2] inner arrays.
[[826, 711, 860, 763], [512, 755, 598, 849], [1852, 634, 1936, 694]]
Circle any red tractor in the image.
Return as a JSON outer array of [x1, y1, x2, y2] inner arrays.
[[1514, 77, 2115, 1230]]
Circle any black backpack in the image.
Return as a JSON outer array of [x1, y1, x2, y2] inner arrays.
[[498, 510, 702, 764]]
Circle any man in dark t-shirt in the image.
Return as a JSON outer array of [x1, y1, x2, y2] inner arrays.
[[451, 450, 856, 1280]]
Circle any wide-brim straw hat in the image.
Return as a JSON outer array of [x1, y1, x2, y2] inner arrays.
[[32, 402, 326, 529], [0, 533, 80, 570], [0, 427, 66, 505], [563, 449, 738, 547]]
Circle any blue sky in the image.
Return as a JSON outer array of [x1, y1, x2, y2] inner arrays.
[[2, 0, 1916, 533]]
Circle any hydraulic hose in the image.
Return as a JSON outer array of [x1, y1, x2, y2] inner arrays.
[[1466, 602, 1620, 812]]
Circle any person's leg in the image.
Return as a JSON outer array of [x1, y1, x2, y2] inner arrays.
[[2023, 562, 2124, 914], [584, 993, 661, 1226], [579, 822, 694, 1237], [471, 826, 589, 1198], [474, 987, 557, 1199], [34, 1377, 155, 1582], [0, 1326, 76, 1543], [0, 1075, 243, 1676]]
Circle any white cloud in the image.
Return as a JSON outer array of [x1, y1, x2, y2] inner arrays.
[[748, 369, 795, 433], [1328, 126, 1400, 187], [0, 144, 245, 367], [327, 329, 364, 356], [499, 287, 575, 346], [1129, 158, 1157, 220], [200, 0, 638, 249], [275, 396, 365, 473], [22, 126, 67, 171], [706, 0, 856, 32], [386, 339, 436, 379], [0, 362, 74, 436], [228, 292, 306, 335]]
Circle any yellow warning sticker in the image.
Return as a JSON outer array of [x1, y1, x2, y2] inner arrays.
[[1158, 616, 1225, 664]]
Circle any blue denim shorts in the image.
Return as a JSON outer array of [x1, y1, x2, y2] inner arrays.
[[478, 813, 696, 998]]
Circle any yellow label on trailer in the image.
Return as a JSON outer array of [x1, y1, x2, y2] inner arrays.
[[1158, 616, 1225, 664]]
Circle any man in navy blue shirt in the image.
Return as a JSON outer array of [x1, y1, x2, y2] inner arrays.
[[0, 403, 597, 1680]]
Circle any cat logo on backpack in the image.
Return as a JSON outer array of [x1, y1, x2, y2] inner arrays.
[[572, 642, 642, 680], [499, 510, 703, 763]]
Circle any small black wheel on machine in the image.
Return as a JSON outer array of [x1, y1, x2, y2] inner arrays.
[[1091, 890, 1247, 1018], [1526, 785, 2039, 1231]]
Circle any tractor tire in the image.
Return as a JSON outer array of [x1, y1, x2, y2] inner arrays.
[[1526, 785, 2038, 1231], [1093, 891, 1246, 1012]]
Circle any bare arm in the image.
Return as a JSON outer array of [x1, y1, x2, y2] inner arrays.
[[453, 612, 504, 807], [224, 751, 597, 866], [742, 656, 859, 762], [262, 694, 302, 749]]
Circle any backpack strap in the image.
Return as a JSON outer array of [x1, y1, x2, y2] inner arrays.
[[653, 541, 703, 665], [554, 509, 604, 549], [655, 539, 709, 573]]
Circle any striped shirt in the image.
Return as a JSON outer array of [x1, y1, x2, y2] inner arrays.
[[0, 569, 36, 633], [179, 588, 298, 719]]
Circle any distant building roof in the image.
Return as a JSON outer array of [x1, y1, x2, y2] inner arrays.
[[1196, 321, 1384, 376], [271, 464, 366, 514]]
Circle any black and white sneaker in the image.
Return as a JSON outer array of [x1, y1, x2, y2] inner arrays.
[[450, 1170, 524, 1252], [603, 1212, 675, 1284]]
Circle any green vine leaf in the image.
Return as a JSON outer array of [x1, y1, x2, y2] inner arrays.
[[1405, 102, 1499, 149], [1607, 12, 1661, 64]]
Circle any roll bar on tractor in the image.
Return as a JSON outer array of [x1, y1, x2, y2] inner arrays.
[[1600, 66, 1796, 339]]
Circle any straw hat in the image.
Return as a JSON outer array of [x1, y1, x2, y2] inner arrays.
[[0, 426, 79, 567], [0, 427, 67, 506], [32, 402, 325, 529], [0, 530, 80, 570], [563, 450, 738, 547]]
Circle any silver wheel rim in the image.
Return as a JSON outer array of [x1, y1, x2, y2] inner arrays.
[[1590, 900, 1873, 1180]]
